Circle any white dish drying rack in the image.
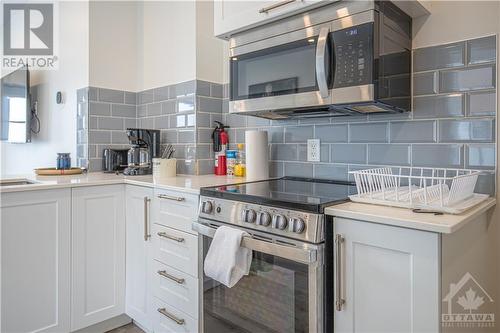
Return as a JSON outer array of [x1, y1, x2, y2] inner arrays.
[[349, 167, 490, 214]]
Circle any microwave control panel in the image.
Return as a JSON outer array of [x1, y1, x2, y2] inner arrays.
[[332, 22, 373, 88]]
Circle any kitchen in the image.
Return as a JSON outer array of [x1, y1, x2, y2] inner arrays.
[[0, 1, 498, 333]]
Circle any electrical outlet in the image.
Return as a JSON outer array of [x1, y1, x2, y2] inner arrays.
[[307, 139, 320, 162]]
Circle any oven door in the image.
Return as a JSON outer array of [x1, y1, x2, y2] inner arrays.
[[229, 22, 333, 114], [193, 220, 324, 333]]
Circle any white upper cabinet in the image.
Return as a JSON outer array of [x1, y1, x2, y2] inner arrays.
[[125, 185, 154, 332], [214, 0, 328, 38], [214, 0, 431, 38], [71, 185, 126, 331], [1, 189, 71, 333], [333, 217, 440, 333]]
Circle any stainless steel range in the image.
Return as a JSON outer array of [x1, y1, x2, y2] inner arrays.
[[193, 177, 355, 333]]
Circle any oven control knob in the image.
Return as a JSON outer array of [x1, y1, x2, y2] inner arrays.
[[241, 209, 257, 223], [256, 212, 272, 227], [290, 217, 306, 234], [201, 201, 213, 214], [272, 214, 288, 230]]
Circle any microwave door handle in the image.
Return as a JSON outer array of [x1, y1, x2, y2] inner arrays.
[[315, 27, 330, 99]]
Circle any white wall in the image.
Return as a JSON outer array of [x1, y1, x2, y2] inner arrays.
[[138, 1, 197, 90], [89, 1, 139, 92], [412, 1, 499, 48], [196, 0, 225, 84], [0, 1, 89, 176]]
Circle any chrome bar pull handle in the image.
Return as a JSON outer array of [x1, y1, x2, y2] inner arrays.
[[143, 197, 151, 241], [259, 0, 296, 13], [157, 194, 185, 202], [335, 234, 345, 311], [315, 27, 330, 98], [157, 270, 185, 284], [157, 232, 185, 243], [157, 308, 185, 325]]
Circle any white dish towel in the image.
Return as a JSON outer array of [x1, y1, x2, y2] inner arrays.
[[203, 225, 252, 288]]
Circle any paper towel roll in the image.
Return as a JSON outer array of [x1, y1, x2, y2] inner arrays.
[[245, 130, 269, 181]]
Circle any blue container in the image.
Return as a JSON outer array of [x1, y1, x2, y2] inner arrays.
[[57, 153, 71, 170]]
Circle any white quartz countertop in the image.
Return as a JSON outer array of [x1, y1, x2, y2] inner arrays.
[[0, 172, 247, 194], [325, 198, 496, 234]]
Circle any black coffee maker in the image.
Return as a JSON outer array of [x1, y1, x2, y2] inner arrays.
[[123, 128, 160, 176]]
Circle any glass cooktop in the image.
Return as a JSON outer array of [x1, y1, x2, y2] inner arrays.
[[200, 176, 356, 214]]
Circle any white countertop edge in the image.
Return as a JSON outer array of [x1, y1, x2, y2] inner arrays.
[[0, 173, 246, 195], [325, 198, 497, 234]]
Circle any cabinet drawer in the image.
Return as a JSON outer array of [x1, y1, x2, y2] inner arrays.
[[152, 260, 199, 318], [152, 224, 199, 277], [153, 297, 198, 333], [152, 189, 199, 234]]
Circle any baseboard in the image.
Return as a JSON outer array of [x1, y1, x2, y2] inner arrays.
[[73, 314, 132, 333]]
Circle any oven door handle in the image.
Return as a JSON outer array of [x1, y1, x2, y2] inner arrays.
[[315, 27, 330, 99], [192, 221, 317, 265]]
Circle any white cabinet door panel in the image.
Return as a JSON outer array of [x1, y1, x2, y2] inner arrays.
[[152, 260, 199, 318], [152, 297, 198, 333], [153, 189, 199, 235], [334, 218, 440, 333], [214, 0, 327, 37], [1, 189, 71, 333], [152, 224, 198, 278], [125, 185, 154, 331], [71, 185, 126, 331]]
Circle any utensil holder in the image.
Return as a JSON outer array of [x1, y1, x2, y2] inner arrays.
[[153, 158, 177, 180]]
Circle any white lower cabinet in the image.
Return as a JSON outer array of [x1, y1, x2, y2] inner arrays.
[[71, 185, 126, 331], [333, 217, 440, 333], [0, 189, 71, 333], [125, 185, 154, 332], [153, 298, 198, 333]]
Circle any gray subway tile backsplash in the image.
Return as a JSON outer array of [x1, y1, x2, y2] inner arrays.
[[390, 120, 436, 143], [153, 86, 169, 102], [467, 90, 496, 116], [89, 130, 111, 144], [412, 144, 463, 168], [467, 35, 496, 65], [197, 96, 223, 113], [413, 42, 465, 71], [349, 122, 388, 143], [147, 102, 162, 116], [196, 80, 211, 97], [285, 162, 313, 178], [98, 88, 125, 103], [331, 144, 367, 164], [466, 144, 495, 169], [271, 144, 298, 161], [98, 117, 123, 130], [284, 126, 314, 143], [413, 72, 438, 96], [440, 65, 496, 92], [78, 36, 496, 182], [89, 102, 111, 116], [315, 124, 348, 143], [111, 104, 136, 118], [413, 94, 464, 118], [124, 92, 136, 105], [368, 144, 411, 166], [438, 119, 495, 143], [313, 164, 348, 181]]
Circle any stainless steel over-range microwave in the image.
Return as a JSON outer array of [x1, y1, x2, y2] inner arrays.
[[228, 1, 412, 119]]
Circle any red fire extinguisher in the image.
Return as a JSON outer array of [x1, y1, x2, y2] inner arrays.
[[212, 121, 229, 175]]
